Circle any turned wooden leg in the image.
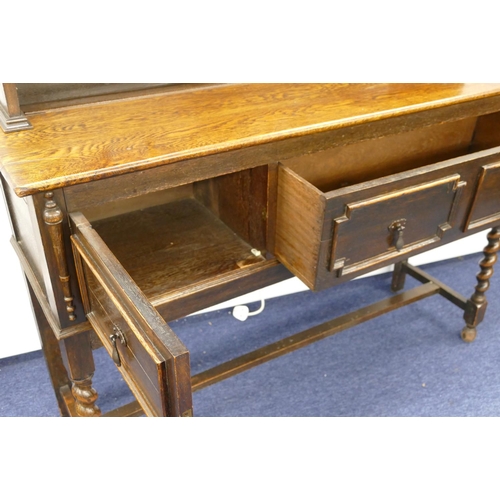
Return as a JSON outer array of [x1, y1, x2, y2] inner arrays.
[[61, 332, 101, 416], [391, 260, 408, 292], [462, 226, 500, 342]]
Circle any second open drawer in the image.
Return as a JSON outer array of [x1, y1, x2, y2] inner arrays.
[[274, 144, 500, 292]]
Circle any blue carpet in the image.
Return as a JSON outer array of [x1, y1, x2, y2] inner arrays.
[[1, 253, 499, 417]]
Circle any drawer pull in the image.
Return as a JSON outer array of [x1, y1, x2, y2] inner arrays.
[[388, 219, 407, 251], [110, 326, 127, 367]]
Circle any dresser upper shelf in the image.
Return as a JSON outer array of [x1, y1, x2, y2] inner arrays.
[[2, 83, 500, 197]]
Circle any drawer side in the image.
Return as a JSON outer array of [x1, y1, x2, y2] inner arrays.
[[275, 166, 324, 288]]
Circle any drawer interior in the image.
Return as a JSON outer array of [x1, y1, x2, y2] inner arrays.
[[77, 166, 271, 306], [281, 114, 500, 192]]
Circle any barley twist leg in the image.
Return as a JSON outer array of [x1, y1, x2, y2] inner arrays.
[[461, 226, 500, 342]]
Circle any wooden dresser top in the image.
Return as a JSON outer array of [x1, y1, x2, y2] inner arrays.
[[2, 83, 500, 196]]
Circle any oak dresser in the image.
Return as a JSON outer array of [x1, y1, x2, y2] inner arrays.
[[1, 83, 499, 416]]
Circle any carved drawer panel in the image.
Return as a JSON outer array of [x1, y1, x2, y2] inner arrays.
[[275, 145, 500, 291], [327, 175, 463, 277], [465, 162, 500, 230]]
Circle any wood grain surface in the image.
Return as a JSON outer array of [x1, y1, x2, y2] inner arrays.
[[2, 83, 500, 196], [89, 198, 266, 300]]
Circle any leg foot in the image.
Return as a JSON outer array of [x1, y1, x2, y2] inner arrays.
[[62, 331, 101, 417], [72, 376, 100, 417], [461, 325, 477, 343]]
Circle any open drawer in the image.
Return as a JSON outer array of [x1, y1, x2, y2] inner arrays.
[[274, 118, 500, 291], [63, 165, 291, 321], [66, 167, 284, 415], [71, 212, 193, 417]]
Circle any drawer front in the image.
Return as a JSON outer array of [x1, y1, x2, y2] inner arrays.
[[326, 174, 464, 278], [465, 162, 500, 230], [70, 212, 192, 417]]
